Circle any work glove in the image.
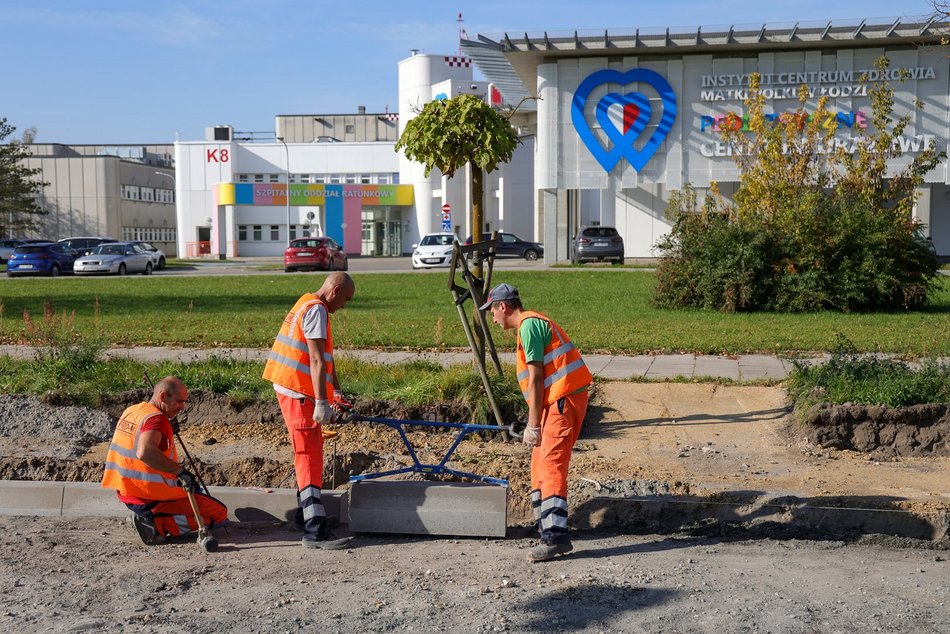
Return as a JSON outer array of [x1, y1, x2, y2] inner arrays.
[[522, 425, 541, 448], [313, 399, 334, 425], [177, 467, 197, 493]]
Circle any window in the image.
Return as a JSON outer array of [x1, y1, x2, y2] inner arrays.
[[313, 175, 326, 184], [391, 173, 400, 184], [344, 174, 356, 184], [238, 174, 250, 183], [330, 174, 342, 184], [141, 187, 155, 202], [289, 225, 297, 240], [252, 225, 262, 241], [238, 226, 248, 241], [270, 225, 280, 241], [345, 124, 355, 134], [360, 175, 371, 184], [253, 174, 264, 183], [121, 227, 177, 242], [121, 184, 140, 200], [377, 173, 390, 184], [269, 174, 280, 183]]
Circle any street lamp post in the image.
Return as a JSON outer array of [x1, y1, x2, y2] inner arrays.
[[276, 137, 291, 246]]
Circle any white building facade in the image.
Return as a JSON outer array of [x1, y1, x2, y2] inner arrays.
[[462, 16, 950, 260], [174, 53, 537, 259]]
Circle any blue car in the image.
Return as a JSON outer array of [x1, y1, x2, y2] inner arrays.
[[6, 242, 78, 277]]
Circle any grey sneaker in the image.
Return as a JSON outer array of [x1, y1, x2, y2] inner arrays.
[[528, 539, 573, 562], [131, 514, 165, 545], [302, 534, 352, 550]]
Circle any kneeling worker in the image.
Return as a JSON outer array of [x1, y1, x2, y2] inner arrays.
[[102, 376, 228, 545], [481, 283, 592, 562]]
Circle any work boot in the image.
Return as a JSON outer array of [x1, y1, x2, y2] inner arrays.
[[130, 514, 165, 545], [527, 539, 573, 562], [301, 533, 352, 550]]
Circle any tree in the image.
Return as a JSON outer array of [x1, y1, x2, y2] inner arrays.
[[395, 93, 519, 278], [0, 118, 47, 236]]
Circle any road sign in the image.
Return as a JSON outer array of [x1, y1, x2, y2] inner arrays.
[[442, 203, 451, 214]]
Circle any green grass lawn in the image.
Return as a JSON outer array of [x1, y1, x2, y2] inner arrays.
[[2, 271, 950, 354]]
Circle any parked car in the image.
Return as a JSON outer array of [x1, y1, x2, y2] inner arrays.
[[6, 242, 78, 277], [411, 232, 456, 269], [127, 241, 167, 270], [465, 232, 543, 261], [0, 239, 25, 264], [73, 242, 154, 275], [284, 237, 348, 272], [572, 226, 624, 264], [58, 236, 117, 257]]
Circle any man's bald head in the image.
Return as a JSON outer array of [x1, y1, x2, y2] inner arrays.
[[151, 376, 189, 419], [317, 272, 355, 313]]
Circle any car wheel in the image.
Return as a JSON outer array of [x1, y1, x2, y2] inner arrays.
[[157, 257, 166, 270], [328, 258, 336, 272], [285, 267, 295, 273], [524, 249, 539, 261], [50, 264, 61, 277], [342, 256, 348, 271], [6, 271, 14, 277], [118, 263, 127, 276], [143, 262, 153, 275]]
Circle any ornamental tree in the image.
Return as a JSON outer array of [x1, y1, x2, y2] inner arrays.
[[395, 93, 519, 277], [0, 118, 47, 236]]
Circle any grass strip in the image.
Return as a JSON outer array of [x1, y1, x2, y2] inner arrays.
[[2, 271, 950, 354]]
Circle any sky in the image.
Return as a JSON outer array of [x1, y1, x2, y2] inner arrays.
[[0, 0, 939, 144]]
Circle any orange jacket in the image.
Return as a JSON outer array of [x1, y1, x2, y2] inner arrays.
[[262, 293, 335, 400], [516, 311, 592, 407], [101, 402, 183, 501]]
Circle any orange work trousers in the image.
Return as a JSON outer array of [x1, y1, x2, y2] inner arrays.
[[149, 492, 229, 537], [276, 392, 330, 537], [531, 390, 589, 541]]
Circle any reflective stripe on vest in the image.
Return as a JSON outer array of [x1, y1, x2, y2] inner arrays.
[[261, 293, 335, 400], [515, 311, 591, 406], [101, 401, 183, 501]]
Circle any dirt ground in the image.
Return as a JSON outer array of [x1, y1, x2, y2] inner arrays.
[[3, 383, 950, 632]]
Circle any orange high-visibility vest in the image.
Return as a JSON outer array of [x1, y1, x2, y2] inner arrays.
[[516, 311, 592, 407], [261, 293, 335, 400], [101, 402, 183, 501]]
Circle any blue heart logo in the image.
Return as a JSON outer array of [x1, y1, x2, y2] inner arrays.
[[572, 69, 677, 173]]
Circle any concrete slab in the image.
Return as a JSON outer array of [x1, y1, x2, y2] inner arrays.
[[214, 486, 347, 525], [62, 482, 127, 518], [348, 481, 507, 537], [598, 356, 654, 379], [0, 481, 64, 517], [694, 356, 741, 380], [738, 355, 789, 380]]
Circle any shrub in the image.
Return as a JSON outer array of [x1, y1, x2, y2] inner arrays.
[[655, 57, 942, 313]]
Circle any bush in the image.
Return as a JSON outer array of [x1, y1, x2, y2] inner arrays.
[[655, 57, 941, 313]]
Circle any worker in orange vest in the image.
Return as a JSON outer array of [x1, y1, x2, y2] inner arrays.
[[262, 272, 356, 549], [481, 283, 592, 562], [102, 376, 228, 545]]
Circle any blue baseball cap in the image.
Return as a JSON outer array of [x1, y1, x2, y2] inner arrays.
[[478, 283, 520, 311]]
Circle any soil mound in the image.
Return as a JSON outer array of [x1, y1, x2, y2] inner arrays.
[[804, 402, 950, 458]]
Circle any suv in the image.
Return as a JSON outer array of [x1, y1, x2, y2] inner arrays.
[[465, 232, 543, 261], [573, 226, 624, 264], [58, 236, 117, 257]]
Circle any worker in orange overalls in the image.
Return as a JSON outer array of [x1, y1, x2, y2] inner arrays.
[[263, 272, 355, 550], [482, 283, 592, 562], [102, 376, 228, 545]]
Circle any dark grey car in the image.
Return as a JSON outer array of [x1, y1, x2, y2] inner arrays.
[[573, 226, 624, 264]]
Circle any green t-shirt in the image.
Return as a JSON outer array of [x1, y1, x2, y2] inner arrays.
[[519, 317, 552, 363]]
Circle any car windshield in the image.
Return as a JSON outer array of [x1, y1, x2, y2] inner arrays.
[[94, 245, 126, 256], [581, 228, 619, 238], [420, 235, 453, 247]]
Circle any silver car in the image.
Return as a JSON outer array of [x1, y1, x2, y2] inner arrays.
[[128, 241, 167, 270], [73, 242, 154, 275]]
